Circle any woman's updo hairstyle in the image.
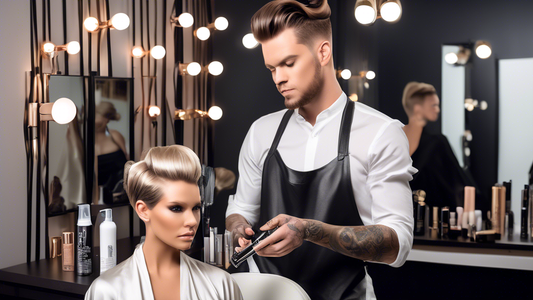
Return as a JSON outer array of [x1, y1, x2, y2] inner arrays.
[[95, 101, 121, 121], [123, 145, 201, 209], [251, 0, 331, 48]]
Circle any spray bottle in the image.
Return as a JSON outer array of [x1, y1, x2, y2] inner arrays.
[[99, 208, 117, 274]]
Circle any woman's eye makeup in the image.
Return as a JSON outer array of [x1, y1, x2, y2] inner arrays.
[[169, 206, 183, 212], [193, 205, 202, 211]]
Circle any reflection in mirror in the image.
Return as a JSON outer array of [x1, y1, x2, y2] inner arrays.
[[498, 58, 533, 219], [48, 75, 86, 214], [94, 78, 131, 205]]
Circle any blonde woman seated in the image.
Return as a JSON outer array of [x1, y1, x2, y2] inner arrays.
[[85, 145, 243, 300]]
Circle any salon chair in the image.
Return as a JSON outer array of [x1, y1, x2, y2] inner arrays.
[[231, 273, 310, 300]]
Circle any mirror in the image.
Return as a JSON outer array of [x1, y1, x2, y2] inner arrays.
[[94, 77, 132, 205], [47, 75, 86, 215]]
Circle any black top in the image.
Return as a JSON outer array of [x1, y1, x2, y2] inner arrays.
[[410, 129, 481, 209]]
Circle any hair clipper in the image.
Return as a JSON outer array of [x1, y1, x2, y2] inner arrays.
[[230, 227, 278, 268]]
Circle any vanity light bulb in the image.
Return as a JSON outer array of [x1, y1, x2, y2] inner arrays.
[[110, 13, 130, 30], [150, 46, 166, 60], [187, 62, 202, 76], [66, 41, 80, 55], [196, 27, 211, 41], [84, 17, 99, 32], [380, 2, 402, 22], [178, 13, 194, 28], [208, 61, 224, 76], [132, 47, 145, 58], [365, 70, 376, 80], [476, 44, 491, 59], [214, 17, 229, 31], [148, 106, 161, 118], [242, 33, 259, 49], [208, 106, 223, 120], [364, 82, 370, 89], [43, 42, 55, 53], [340, 69, 352, 80], [349, 93, 359, 102], [480, 101, 488, 110], [464, 130, 473, 142], [52, 98, 77, 124], [445, 52, 458, 64], [354, 5, 376, 25], [464, 147, 471, 157]]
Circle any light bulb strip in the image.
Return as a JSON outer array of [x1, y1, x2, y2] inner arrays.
[[174, 109, 215, 120]]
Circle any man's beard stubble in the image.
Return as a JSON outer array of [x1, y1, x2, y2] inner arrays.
[[284, 60, 323, 110]]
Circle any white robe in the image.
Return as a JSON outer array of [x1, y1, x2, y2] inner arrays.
[[85, 243, 243, 300]]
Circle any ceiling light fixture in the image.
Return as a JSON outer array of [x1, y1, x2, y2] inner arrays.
[[355, 0, 402, 25]]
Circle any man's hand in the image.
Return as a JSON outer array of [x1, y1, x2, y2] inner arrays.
[[226, 214, 255, 253], [253, 214, 307, 257]]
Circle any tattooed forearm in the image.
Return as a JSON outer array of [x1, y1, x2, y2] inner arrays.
[[303, 220, 399, 264]]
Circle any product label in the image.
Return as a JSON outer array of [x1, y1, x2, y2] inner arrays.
[[77, 226, 92, 275]]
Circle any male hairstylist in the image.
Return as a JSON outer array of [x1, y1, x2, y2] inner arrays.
[[225, 1, 416, 299]]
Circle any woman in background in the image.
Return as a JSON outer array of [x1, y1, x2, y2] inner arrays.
[[85, 145, 242, 300]]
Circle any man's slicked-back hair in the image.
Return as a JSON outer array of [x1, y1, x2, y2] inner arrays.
[[251, 0, 331, 47]]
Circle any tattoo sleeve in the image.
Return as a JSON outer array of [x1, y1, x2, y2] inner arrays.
[[303, 220, 399, 264]]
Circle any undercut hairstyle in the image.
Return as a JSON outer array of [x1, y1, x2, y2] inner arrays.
[[251, 0, 332, 47], [123, 145, 201, 209], [402, 81, 437, 116]]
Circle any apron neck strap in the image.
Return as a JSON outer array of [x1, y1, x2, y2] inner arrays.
[[267, 109, 294, 158], [338, 100, 355, 161]]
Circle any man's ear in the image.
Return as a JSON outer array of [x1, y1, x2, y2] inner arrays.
[[413, 103, 423, 116], [316, 40, 332, 67], [135, 200, 150, 223]]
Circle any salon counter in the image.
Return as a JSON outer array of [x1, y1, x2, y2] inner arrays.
[[0, 236, 142, 299]]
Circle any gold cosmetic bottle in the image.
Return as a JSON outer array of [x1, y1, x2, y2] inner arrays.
[[62, 232, 74, 271]]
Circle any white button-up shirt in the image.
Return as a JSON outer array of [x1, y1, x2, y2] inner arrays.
[[226, 93, 416, 269]]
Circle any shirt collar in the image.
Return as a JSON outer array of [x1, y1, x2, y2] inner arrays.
[[295, 92, 347, 125]]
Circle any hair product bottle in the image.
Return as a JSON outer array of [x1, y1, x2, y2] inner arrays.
[[521, 185, 530, 239], [77, 204, 93, 276], [99, 209, 116, 274], [62, 232, 74, 271]]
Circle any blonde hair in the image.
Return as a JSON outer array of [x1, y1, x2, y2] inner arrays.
[[96, 101, 121, 121], [251, 0, 331, 47], [402, 82, 437, 116], [123, 145, 201, 209]]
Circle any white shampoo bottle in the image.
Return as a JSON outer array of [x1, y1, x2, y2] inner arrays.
[[99, 209, 117, 274]]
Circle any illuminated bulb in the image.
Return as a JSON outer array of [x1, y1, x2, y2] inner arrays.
[[186, 62, 201, 76], [464, 147, 471, 157], [242, 33, 258, 49], [43, 42, 55, 53], [208, 61, 223, 76], [110, 13, 130, 30], [476, 44, 491, 59], [196, 27, 211, 41], [178, 13, 194, 28], [150, 46, 166, 59], [380, 1, 402, 22], [340, 69, 352, 80], [349, 93, 359, 102], [214, 17, 229, 31], [364, 82, 370, 89], [208, 106, 223, 120], [354, 4, 376, 25], [132, 46, 145, 58], [445, 52, 458, 64], [480, 101, 488, 110], [464, 130, 473, 142], [148, 106, 161, 118], [52, 98, 77, 124], [66, 41, 80, 55], [84, 17, 99, 32], [365, 70, 376, 80]]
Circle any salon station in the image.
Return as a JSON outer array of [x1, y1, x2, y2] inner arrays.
[[1, 0, 533, 299]]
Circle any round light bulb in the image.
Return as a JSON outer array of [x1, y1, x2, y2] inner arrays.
[[178, 13, 194, 28], [208, 106, 223, 120], [349, 93, 359, 102], [464, 147, 471, 157], [52, 98, 77, 124], [445, 52, 458, 64], [340, 69, 352, 80], [364, 82, 370, 89], [132, 46, 145, 58], [214, 17, 229, 31], [110, 13, 130, 30], [150, 45, 166, 60], [464, 130, 473, 142], [208, 61, 223, 76], [355, 5, 376, 25], [187, 62, 202, 76], [476, 44, 491, 59], [196, 27, 211, 41], [480, 101, 488, 110], [242, 33, 259, 49], [148, 106, 161, 118], [66, 41, 80, 55], [43, 42, 55, 53], [84, 17, 99, 32], [380, 2, 401, 22], [365, 70, 376, 80]]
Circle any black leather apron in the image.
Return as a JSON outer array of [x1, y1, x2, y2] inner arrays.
[[254, 100, 367, 300]]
